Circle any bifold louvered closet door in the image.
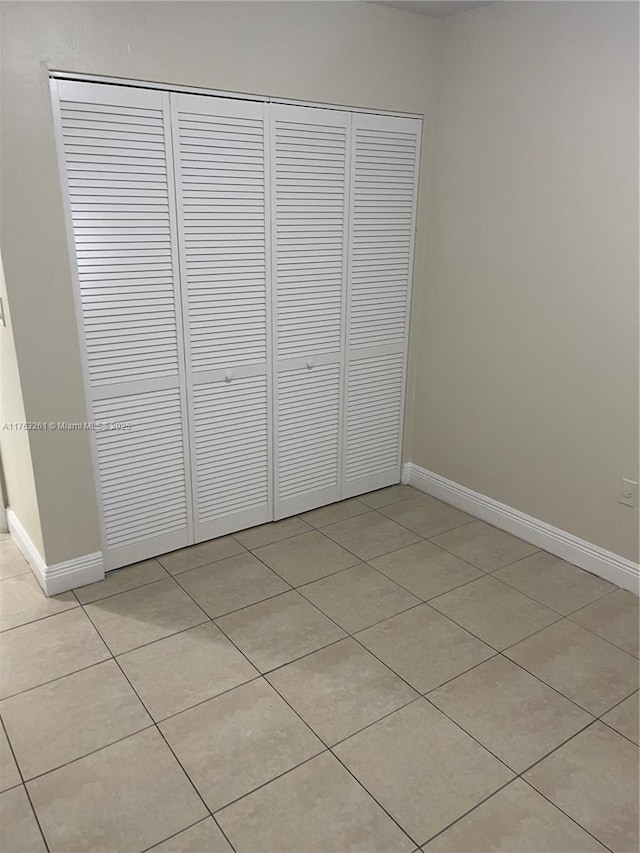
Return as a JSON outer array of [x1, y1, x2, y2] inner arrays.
[[54, 78, 420, 570], [271, 105, 350, 518], [343, 113, 421, 496], [54, 80, 192, 570], [171, 94, 271, 540]]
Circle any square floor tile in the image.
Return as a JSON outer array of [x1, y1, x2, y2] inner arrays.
[[216, 590, 345, 672], [430, 575, 559, 650], [253, 530, 359, 587], [234, 517, 312, 550], [267, 637, 417, 744], [525, 723, 639, 853], [602, 692, 639, 745], [0, 609, 110, 700], [335, 700, 514, 845], [0, 573, 77, 632], [431, 521, 538, 571], [176, 552, 289, 618], [160, 679, 323, 812], [493, 552, 614, 616], [84, 578, 207, 655], [370, 540, 483, 600], [74, 559, 168, 604], [217, 751, 414, 853], [300, 564, 420, 633], [27, 728, 206, 853], [322, 512, 420, 561], [570, 589, 639, 657], [0, 786, 46, 852], [150, 818, 232, 852], [380, 495, 473, 539], [423, 779, 607, 852], [359, 485, 422, 508], [0, 726, 20, 792], [0, 660, 151, 779], [356, 604, 494, 693], [118, 622, 258, 721], [301, 498, 369, 529], [505, 619, 640, 715], [0, 540, 30, 580], [429, 656, 592, 772], [157, 536, 245, 576]]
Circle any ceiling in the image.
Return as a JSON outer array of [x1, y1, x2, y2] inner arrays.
[[370, 1, 497, 17]]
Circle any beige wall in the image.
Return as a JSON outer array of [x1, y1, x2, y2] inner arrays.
[[2, 0, 637, 567], [0, 1, 441, 564], [410, 0, 639, 560], [0, 257, 45, 556]]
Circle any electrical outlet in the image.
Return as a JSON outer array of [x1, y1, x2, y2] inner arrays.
[[619, 478, 638, 508]]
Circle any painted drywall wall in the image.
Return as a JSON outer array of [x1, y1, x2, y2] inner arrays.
[[0, 1, 440, 564], [0, 257, 45, 557], [410, 0, 639, 560]]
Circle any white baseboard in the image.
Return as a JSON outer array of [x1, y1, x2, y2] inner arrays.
[[6, 509, 104, 596], [402, 463, 640, 595]]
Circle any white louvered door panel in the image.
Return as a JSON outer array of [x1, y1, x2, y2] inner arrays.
[[53, 80, 192, 569], [271, 104, 350, 517], [172, 94, 271, 539], [343, 113, 422, 497]]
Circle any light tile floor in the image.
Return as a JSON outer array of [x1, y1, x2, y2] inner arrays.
[[0, 486, 638, 853]]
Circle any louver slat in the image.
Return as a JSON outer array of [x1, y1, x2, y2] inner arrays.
[[172, 94, 271, 539], [56, 76, 192, 569], [344, 114, 421, 496]]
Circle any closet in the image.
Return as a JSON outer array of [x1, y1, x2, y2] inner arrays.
[[52, 78, 421, 571]]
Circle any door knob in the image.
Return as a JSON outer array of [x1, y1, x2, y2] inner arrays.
[[306, 360, 314, 370], [224, 371, 233, 383]]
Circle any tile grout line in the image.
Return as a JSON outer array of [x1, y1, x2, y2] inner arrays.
[[597, 715, 640, 749], [228, 520, 314, 551], [3, 523, 633, 727], [368, 559, 488, 605], [79, 525, 636, 734], [416, 775, 517, 851], [497, 650, 615, 718], [259, 675, 421, 850], [377, 510, 479, 545], [564, 611, 640, 660], [0, 598, 82, 636], [247, 510, 638, 684], [82, 522, 639, 666], [76, 596, 239, 853], [296, 582, 424, 634], [73, 567, 171, 605], [208, 749, 330, 819], [517, 776, 617, 853], [3, 493, 637, 851], [150, 673, 262, 726], [6, 499, 633, 658], [262, 526, 637, 852], [594, 685, 639, 719], [155, 567, 428, 849], [0, 715, 51, 853], [415, 695, 620, 852], [138, 816, 212, 853], [12, 722, 158, 786], [0, 655, 114, 704], [135, 549, 422, 849]]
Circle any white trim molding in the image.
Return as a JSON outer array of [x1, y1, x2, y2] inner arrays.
[[402, 463, 640, 596], [6, 509, 104, 596]]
